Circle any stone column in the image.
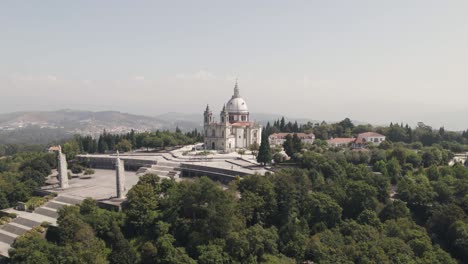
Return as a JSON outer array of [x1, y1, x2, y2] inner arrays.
[[115, 154, 126, 199], [57, 146, 69, 189]]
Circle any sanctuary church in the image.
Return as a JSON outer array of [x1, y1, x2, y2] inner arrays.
[[204, 81, 262, 152]]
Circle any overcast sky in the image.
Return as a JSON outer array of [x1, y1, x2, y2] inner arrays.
[[1, 1, 467, 129]]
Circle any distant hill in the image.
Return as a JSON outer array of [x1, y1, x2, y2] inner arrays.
[[0, 110, 174, 145], [0, 109, 374, 146]]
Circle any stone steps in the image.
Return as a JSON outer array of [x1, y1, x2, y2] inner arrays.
[[0, 232, 15, 246], [43, 201, 65, 210], [138, 161, 181, 180], [1, 224, 28, 237], [54, 196, 82, 205], [0, 195, 81, 257], [34, 207, 58, 219], [12, 218, 40, 229], [0, 241, 11, 257]]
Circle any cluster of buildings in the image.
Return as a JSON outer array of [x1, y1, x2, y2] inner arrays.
[[267, 131, 385, 149], [326, 132, 386, 148], [203, 82, 385, 153], [268, 132, 315, 146]]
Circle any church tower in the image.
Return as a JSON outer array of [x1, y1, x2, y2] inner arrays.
[[204, 104, 212, 125], [220, 104, 228, 125], [203, 81, 261, 152]]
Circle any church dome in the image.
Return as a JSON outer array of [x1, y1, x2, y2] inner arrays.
[[226, 81, 249, 114], [227, 97, 249, 113]]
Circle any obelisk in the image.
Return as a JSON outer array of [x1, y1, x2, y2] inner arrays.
[[57, 145, 69, 189], [115, 151, 126, 199]]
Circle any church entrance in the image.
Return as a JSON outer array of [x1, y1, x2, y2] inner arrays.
[[211, 142, 215, 150]]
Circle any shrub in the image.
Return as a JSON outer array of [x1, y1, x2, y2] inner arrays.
[[40, 221, 51, 228], [8, 213, 17, 218], [84, 168, 95, 175], [0, 216, 12, 225], [70, 164, 84, 174], [25, 197, 46, 211]]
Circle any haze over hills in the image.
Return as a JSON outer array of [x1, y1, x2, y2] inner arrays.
[[0, 110, 169, 145], [0, 109, 465, 146], [0, 109, 319, 145]]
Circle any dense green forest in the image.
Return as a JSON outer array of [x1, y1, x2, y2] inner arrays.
[[5, 145, 468, 263], [0, 120, 467, 263], [57, 129, 202, 160], [0, 152, 56, 210]]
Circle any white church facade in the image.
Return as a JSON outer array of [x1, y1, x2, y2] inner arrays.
[[204, 82, 262, 152]]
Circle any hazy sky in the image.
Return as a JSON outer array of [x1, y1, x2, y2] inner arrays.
[[1, 1, 467, 129]]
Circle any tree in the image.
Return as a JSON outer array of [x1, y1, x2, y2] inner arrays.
[[280, 117, 286, 131], [379, 200, 410, 221], [386, 158, 402, 184], [448, 221, 468, 262], [303, 192, 342, 232], [115, 139, 132, 152], [343, 181, 378, 218], [56, 205, 110, 263], [62, 140, 80, 160], [238, 175, 277, 226], [249, 142, 259, 158], [292, 133, 302, 154], [357, 209, 382, 230], [197, 241, 231, 264], [168, 177, 239, 249], [282, 134, 294, 157], [397, 174, 436, 208], [0, 192, 9, 209], [9, 230, 63, 264], [108, 222, 138, 264], [227, 225, 279, 263], [257, 131, 271, 166], [427, 204, 466, 248], [125, 180, 160, 234]]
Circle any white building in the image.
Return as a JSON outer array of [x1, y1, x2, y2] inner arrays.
[[352, 132, 386, 148], [204, 82, 262, 152], [268, 133, 315, 146]]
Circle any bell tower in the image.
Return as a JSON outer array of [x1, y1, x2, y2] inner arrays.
[[204, 104, 212, 125], [220, 104, 228, 125]]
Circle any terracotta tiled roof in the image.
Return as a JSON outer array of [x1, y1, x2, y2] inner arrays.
[[48, 146, 60, 152], [231, 121, 253, 127], [327, 138, 356, 144], [357, 132, 384, 138]]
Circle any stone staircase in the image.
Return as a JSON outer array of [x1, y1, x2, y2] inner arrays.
[[0, 195, 82, 257], [137, 161, 181, 179]]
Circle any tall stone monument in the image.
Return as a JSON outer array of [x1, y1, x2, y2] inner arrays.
[[57, 145, 69, 189], [115, 151, 126, 199]]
